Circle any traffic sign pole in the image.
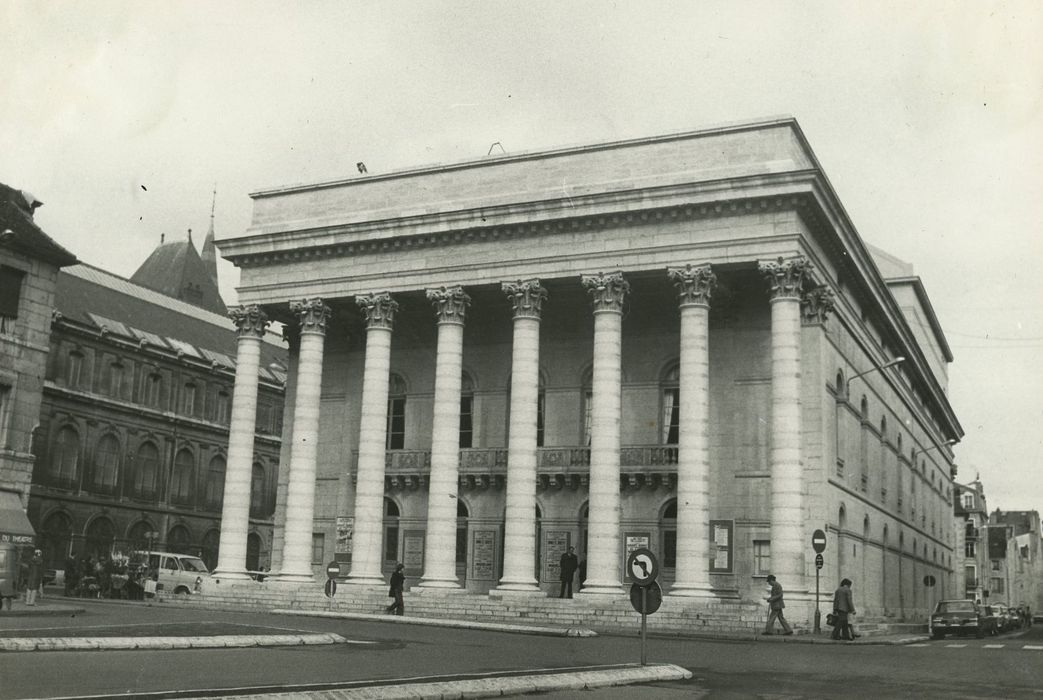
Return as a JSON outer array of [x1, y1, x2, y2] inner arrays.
[[640, 587, 648, 666], [811, 529, 827, 634]]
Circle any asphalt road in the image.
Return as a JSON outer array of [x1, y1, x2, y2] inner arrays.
[[1, 600, 1040, 699]]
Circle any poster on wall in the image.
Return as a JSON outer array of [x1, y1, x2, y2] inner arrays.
[[542, 530, 570, 582], [623, 532, 651, 577], [403, 530, 425, 576], [709, 519, 733, 573], [471, 529, 497, 580], [335, 517, 353, 555]]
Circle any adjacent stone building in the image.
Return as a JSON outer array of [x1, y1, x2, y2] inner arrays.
[[0, 184, 77, 554], [953, 478, 989, 602], [990, 509, 1043, 613], [27, 228, 286, 573], [215, 117, 963, 625]]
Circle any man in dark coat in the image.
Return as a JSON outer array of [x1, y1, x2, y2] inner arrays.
[[25, 549, 44, 606], [559, 547, 579, 599], [832, 578, 856, 640], [762, 574, 793, 635], [385, 563, 405, 616]]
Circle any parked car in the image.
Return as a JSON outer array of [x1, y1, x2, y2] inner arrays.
[[930, 599, 986, 639], [130, 551, 210, 597]]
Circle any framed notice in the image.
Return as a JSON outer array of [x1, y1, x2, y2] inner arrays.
[[542, 530, 571, 582], [335, 516, 353, 555], [709, 519, 733, 573], [403, 530, 425, 576], [623, 532, 651, 576], [471, 529, 497, 580]]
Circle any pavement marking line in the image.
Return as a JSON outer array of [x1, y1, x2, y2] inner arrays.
[[1024, 645, 1043, 650], [945, 644, 967, 648], [983, 644, 1004, 649], [272, 608, 599, 637], [0, 633, 349, 652], [906, 643, 928, 647]]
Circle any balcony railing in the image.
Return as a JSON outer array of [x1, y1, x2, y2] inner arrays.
[[352, 445, 681, 475]]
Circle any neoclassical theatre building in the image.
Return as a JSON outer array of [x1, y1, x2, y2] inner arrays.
[[215, 117, 962, 622]]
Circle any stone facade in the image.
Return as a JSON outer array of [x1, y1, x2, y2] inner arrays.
[[216, 117, 963, 626]]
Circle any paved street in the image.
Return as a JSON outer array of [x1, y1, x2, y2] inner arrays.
[[1, 599, 1040, 699]]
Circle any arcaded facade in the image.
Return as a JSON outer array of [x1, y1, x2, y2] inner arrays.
[[216, 118, 963, 622]]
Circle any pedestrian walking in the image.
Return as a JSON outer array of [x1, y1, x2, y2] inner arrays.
[[762, 574, 793, 635], [385, 563, 405, 616], [831, 578, 857, 640], [559, 546, 579, 599], [25, 549, 44, 606]]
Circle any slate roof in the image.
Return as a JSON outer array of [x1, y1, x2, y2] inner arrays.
[[130, 234, 227, 316], [56, 263, 286, 382], [0, 182, 77, 267]]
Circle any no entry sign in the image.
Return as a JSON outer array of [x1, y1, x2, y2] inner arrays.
[[812, 529, 827, 553]]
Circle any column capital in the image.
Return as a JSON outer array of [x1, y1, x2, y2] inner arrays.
[[759, 256, 812, 301], [426, 285, 471, 325], [229, 305, 269, 338], [290, 298, 331, 334], [667, 264, 717, 307], [801, 285, 836, 324], [501, 279, 547, 320], [581, 271, 629, 312], [357, 292, 398, 330]]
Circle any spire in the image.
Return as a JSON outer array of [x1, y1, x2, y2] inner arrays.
[[201, 185, 219, 289]]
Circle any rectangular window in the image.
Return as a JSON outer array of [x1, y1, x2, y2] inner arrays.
[[311, 533, 325, 565], [0, 265, 25, 333], [67, 352, 84, 388], [965, 541, 976, 557], [662, 388, 680, 444], [145, 373, 162, 408], [536, 392, 545, 448], [386, 397, 405, 449], [108, 363, 124, 397], [183, 384, 196, 416], [963, 494, 974, 509], [753, 540, 771, 576], [583, 389, 593, 446], [459, 395, 473, 448], [215, 392, 230, 424], [991, 577, 1004, 594], [384, 525, 399, 562], [964, 565, 976, 588], [663, 529, 677, 569]]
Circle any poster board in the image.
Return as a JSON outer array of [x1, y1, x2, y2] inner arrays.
[[403, 530, 425, 576], [471, 529, 497, 581], [623, 532, 651, 577], [709, 519, 733, 573], [335, 516, 353, 556], [542, 530, 571, 582]]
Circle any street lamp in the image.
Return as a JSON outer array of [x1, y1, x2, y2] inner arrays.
[[847, 356, 906, 387], [911, 438, 958, 470]]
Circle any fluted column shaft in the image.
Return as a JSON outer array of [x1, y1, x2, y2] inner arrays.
[[667, 264, 717, 596], [274, 299, 330, 582], [214, 305, 269, 579], [495, 280, 546, 593], [420, 286, 470, 588], [348, 292, 399, 586], [579, 271, 629, 595], [760, 257, 809, 584]]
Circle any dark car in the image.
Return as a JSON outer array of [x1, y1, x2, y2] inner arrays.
[[930, 599, 986, 639]]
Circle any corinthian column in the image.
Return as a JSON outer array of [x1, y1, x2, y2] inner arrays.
[[213, 305, 269, 580], [269, 324, 300, 573], [759, 256, 810, 585], [273, 298, 330, 583], [494, 279, 546, 593], [347, 292, 399, 586], [419, 286, 470, 589], [579, 271, 629, 595], [666, 264, 717, 597]]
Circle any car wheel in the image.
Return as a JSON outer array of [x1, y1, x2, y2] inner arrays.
[[174, 586, 190, 597]]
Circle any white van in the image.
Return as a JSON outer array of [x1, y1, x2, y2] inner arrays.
[[133, 551, 210, 596]]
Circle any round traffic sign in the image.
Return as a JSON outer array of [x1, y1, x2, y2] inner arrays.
[[324, 578, 337, 598], [626, 548, 659, 585], [326, 561, 341, 580], [814, 553, 824, 570], [812, 529, 827, 554], [629, 581, 663, 614]]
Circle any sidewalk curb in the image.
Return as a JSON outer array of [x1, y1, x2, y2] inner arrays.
[[272, 608, 599, 637], [0, 632, 347, 652], [190, 663, 694, 700]]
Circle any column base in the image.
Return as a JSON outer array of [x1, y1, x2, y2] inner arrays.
[[416, 577, 461, 590], [490, 581, 544, 595], [269, 571, 315, 584], [211, 568, 252, 581], [346, 574, 387, 586], [577, 584, 625, 596], [667, 583, 717, 598]]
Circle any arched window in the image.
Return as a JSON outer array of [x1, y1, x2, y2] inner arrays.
[[167, 525, 192, 554], [456, 499, 469, 574], [201, 529, 221, 571], [92, 433, 120, 492], [40, 512, 73, 567], [170, 449, 194, 505], [84, 517, 115, 560], [133, 442, 160, 499], [660, 363, 680, 445], [860, 396, 869, 420], [49, 426, 80, 485], [459, 372, 475, 448], [835, 370, 846, 399], [880, 416, 888, 439], [247, 532, 262, 571], [127, 520, 158, 551], [250, 463, 267, 518], [205, 456, 225, 509], [660, 499, 677, 570], [386, 374, 407, 450]]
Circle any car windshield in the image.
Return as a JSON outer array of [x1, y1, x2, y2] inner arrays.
[[936, 601, 976, 613], [179, 557, 209, 573]]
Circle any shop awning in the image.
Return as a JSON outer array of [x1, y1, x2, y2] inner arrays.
[[0, 490, 35, 545]]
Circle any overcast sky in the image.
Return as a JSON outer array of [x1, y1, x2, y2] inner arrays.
[[3, 1, 1040, 513]]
